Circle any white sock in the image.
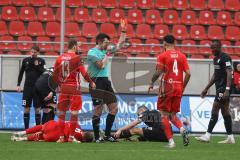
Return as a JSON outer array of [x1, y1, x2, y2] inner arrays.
[[180, 127, 185, 134], [227, 134, 234, 139], [169, 138, 175, 144], [205, 132, 211, 138]]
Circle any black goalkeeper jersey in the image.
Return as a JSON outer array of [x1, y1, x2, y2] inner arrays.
[[17, 56, 45, 87], [35, 70, 56, 93], [138, 110, 162, 128], [213, 52, 232, 90]]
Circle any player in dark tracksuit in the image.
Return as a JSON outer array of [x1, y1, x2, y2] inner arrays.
[[196, 40, 235, 144], [34, 67, 57, 124], [114, 105, 168, 142], [17, 46, 45, 129]]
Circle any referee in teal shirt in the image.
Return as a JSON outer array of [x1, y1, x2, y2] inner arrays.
[[87, 20, 127, 142]]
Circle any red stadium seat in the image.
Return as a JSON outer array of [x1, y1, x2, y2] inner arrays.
[[181, 40, 198, 55], [56, 7, 72, 22], [48, 0, 61, 7], [20, 7, 37, 22], [191, 55, 205, 59], [37, 36, 52, 52], [230, 55, 240, 59], [226, 26, 240, 41], [44, 52, 58, 56], [74, 8, 91, 23], [82, 23, 98, 38], [7, 51, 22, 55], [83, 0, 100, 8], [110, 9, 125, 24], [234, 12, 240, 26], [137, 0, 153, 9], [77, 37, 89, 52], [153, 24, 170, 39], [0, 21, 8, 36], [92, 8, 108, 23], [145, 39, 162, 53], [225, 0, 240, 11], [0, 36, 16, 50], [100, 23, 117, 38], [163, 10, 179, 24], [234, 41, 240, 54], [172, 0, 189, 10], [46, 22, 60, 37], [172, 25, 189, 40], [221, 41, 234, 55], [190, 0, 206, 10], [208, 0, 224, 10], [154, 0, 172, 9], [119, 0, 135, 9], [190, 25, 207, 40], [128, 9, 144, 24], [65, 22, 81, 37], [127, 38, 144, 53], [135, 53, 151, 57], [17, 36, 33, 51], [9, 21, 25, 36], [118, 24, 135, 38], [181, 10, 197, 25], [66, 0, 83, 7], [12, 0, 29, 6], [38, 7, 55, 22], [199, 11, 216, 25], [208, 25, 224, 40], [53, 37, 68, 52], [217, 11, 233, 26], [29, 0, 46, 7], [136, 24, 153, 39], [199, 40, 212, 55], [1, 6, 18, 21], [0, 0, 11, 6], [145, 10, 162, 24], [0, 51, 3, 54], [101, 0, 118, 8], [27, 21, 45, 36]]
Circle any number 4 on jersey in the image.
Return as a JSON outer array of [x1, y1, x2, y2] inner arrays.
[[173, 59, 178, 76]]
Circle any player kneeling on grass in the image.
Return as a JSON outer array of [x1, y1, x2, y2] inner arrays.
[[11, 120, 93, 143], [114, 105, 169, 144]]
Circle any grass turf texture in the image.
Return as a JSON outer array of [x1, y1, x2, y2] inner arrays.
[[0, 133, 239, 160]]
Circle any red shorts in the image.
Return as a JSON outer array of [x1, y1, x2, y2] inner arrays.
[[157, 96, 181, 113], [58, 94, 82, 111], [42, 120, 61, 142]]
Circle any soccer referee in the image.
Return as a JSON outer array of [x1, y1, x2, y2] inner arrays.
[[87, 20, 127, 142], [17, 46, 45, 129]]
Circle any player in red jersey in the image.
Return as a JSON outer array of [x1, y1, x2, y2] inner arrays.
[[148, 35, 191, 148], [11, 120, 93, 143], [52, 39, 96, 143]]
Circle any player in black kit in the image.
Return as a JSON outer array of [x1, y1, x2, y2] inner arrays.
[[195, 40, 235, 144], [34, 67, 57, 124], [17, 46, 45, 129], [114, 105, 168, 143]]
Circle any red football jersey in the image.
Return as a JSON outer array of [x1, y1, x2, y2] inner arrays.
[[156, 49, 189, 97], [64, 122, 84, 142], [53, 52, 92, 87], [234, 71, 240, 88]]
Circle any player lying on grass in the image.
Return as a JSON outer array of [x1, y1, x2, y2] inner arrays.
[[11, 120, 93, 143], [114, 105, 169, 143]]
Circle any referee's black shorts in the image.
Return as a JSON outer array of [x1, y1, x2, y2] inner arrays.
[[89, 77, 117, 106], [142, 126, 168, 142]]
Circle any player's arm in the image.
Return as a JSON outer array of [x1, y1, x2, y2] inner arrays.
[[79, 65, 96, 88], [17, 59, 25, 91], [183, 70, 191, 91], [224, 59, 233, 98], [95, 55, 108, 69], [201, 73, 216, 98], [148, 69, 164, 93], [116, 19, 127, 50], [114, 119, 141, 138]]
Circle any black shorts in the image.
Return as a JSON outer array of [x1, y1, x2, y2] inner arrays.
[[89, 77, 117, 106], [215, 88, 230, 103], [142, 126, 168, 142], [22, 86, 38, 108], [34, 86, 57, 108]]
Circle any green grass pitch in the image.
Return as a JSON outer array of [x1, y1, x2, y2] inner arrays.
[[0, 133, 239, 160]]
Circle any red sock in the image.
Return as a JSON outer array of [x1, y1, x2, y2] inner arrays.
[[58, 113, 65, 137], [170, 115, 183, 129], [27, 133, 43, 141], [26, 125, 42, 134], [162, 116, 173, 140], [70, 114, 78, 137]]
